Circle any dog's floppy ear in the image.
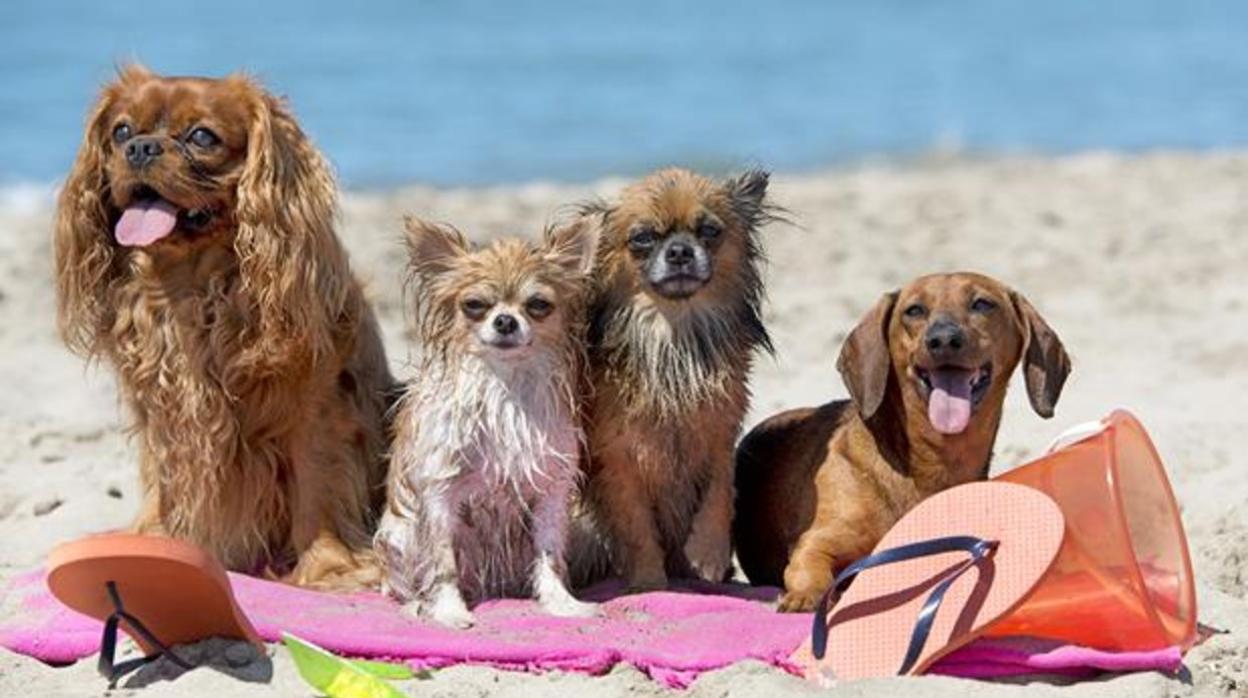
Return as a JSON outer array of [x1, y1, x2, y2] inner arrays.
[[233, 78, 346, 363], [402, 217, 467, 277], [401, 217, 468, 346], [837, 291, 898, 420], [53, 69, 145, 356], [1010, 291, 1071, 418], [543, 217, 598, 276]]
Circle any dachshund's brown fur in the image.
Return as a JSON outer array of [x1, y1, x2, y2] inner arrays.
[[733, 273, 1069, 611]]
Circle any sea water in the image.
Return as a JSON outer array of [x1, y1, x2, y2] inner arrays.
[[2, 0, 1247, 188]]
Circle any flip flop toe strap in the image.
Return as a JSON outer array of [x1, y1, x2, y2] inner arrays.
[[98, 581, 193, 684], [810, 535, 999, 674]]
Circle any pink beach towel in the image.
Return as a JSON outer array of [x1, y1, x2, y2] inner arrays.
[[930, 636, 1183, 678], [0, 569, 1181, 687], [0, 568, 806, 688]]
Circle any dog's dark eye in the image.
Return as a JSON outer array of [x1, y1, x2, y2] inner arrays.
[[697, 222, 721, 240], [112, 123, 132, 144], [461, 298, 491, 319], [525, 297, 553, 319], [628, 228, 657, 253], [970, 298, 997, 313], [903, 303, 927, 318], [187, 127, 220, 148]]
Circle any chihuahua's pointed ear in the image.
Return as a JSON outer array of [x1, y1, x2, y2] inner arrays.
[[573, 198, 614, 227], [1010, 290, 1071, 418], [544, 218, 598, 276], [725, 169, 771, 230], [403, 217, 467, 276], [837, 291, 898, 420]]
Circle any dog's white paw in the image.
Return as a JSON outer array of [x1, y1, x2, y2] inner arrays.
[[428, 583, 475, 629], [432, 604, 475, 629], [541, 595, 601, 619], [398, 599, 426, 620]]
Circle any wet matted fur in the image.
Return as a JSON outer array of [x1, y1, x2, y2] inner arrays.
[[573, 168, 778, 590], [53, 65, 393, 589], [377, 218, 598, 627]]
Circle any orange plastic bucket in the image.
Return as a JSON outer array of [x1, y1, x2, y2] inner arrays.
[[985, 410, 1197, 651]]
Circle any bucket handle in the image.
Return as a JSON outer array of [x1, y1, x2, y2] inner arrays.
[[1044, 418, 1109, 454]]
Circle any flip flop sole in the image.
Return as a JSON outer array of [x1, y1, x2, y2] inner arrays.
[[47, 533, 262, 653], [794, 481, 1064, 682]]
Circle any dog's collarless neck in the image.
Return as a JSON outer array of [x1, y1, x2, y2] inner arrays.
[[864, 395, 1001, 491]]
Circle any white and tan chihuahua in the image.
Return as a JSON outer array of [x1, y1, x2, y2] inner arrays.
[[376, 217, 598, 627]]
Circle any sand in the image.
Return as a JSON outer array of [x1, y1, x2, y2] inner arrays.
[[1, 151, 1246, 696]]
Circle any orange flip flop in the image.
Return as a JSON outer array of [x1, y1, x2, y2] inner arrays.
[[794, 481, 1065, 682], [47, 533, 262, 683]]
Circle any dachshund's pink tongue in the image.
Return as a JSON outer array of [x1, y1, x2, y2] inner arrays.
[[928, 368, 975, 435], [115, 199, 178, 247]]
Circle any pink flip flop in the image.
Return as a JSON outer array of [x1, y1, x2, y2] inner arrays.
[[794, 481, 1065, 682], [47, 533, 262, 683]]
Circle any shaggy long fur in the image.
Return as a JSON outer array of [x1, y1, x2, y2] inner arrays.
[[377, 219, 597, 627], [53, 65, 393, 589], [573, 168, 778, 590]]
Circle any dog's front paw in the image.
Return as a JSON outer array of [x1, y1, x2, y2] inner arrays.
[[542, 596, 601, 619], [399, 600, 426, 620], [685, 540, 732, 584], [432, 604, 475, 629], [683, 519, 733, 583], [625, 566, 668, 594], [776, 588, 820, 613], [428, 583, 475, 629]]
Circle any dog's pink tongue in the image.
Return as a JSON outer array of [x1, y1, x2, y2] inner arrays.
[[115, 199, 178, 247], [928, 368, 975, 435]]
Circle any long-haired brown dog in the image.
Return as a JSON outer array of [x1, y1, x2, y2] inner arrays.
[[54, 65, 393, 588], [734, 273, 1070, 611], [574, 168, 776, 590]]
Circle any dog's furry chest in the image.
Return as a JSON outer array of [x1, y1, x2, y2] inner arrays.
[[590, 307, 752, 472], [586, 305, 753, 546], [107, 267, 312, 565], [107, 265, 316, 426], [601, 388, 746, 493], [590, 301, 755, 418], [110, 267, 251, 392], [390, 357, 580, 597], [404, 357, 579, 485]]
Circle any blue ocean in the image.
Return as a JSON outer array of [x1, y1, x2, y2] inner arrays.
[[3, 1, 1248, 188]]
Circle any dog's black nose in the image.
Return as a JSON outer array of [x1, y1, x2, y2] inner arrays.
[[493, 313, 519, 336], [125, 137, 164, 169], [665, 241, 695, 266], [925, 321, 967, 357]]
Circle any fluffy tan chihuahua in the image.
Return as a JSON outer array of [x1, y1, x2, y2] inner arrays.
[[376, 218, 599, 627]]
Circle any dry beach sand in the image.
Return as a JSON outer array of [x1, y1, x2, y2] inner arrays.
[[1, 152, 1246, 696]]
